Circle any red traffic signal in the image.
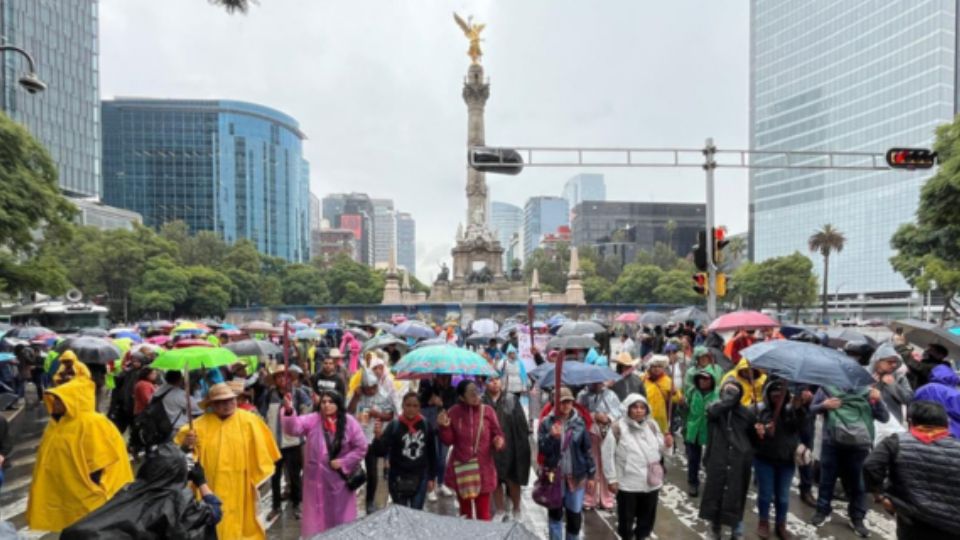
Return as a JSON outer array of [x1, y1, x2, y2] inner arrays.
[[692, 272, 708, 296], [885, 148, 936, 170], [712, 226, 729, 266]]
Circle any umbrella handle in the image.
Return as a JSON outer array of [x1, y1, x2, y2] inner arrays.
[[554, 350, 565, 412], [184, 367, 194, 433]]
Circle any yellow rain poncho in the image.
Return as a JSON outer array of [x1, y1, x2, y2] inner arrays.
[[52, 350, 92, 386], [176, 408, 280, 539], [641, 372, 682, 433], [721, 358, 767, 406], [27, 376, 133, 532]]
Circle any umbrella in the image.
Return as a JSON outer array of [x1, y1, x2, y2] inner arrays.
[[295, 329, 322, 341], [312, 504, 539, 540], [172, 339, 214, 349], [30, 333, 59, 347], [546, 335, 600, 350], [950, 326, 960, 336], [362, 334, 408, 353], [7, 326, 53, 340], [224, 339, 282, 358], [55, 336, 122, 365], [472, 318, 499, 335], [150, 346, 239, 371], [0, 353, 14, 363], [546, 314, 567, 327], [638, 312, 669, 326], [465, 333, 505, 346], [372, 322, 393, 332], [146, 335, 171, 345], [109, 330, 142, 343], [345, 327, 372, 341], [708, 310, 779, 332], [290, 322, 309, 331], [615, 312, 640, 324], [891, 319, 960, 359], [219, 323, 239, 331], [391, 321, 436, 340], [740, 340, 875, 389], [78, 328, 109, 338], [669, 307, 711, 324], [240, 320, 279, 334], [556, 321, 606, 336], [391, 345, 496, 379], [317, 322, 340, 330], [779, 324, 814, 339], [529, 361, 620, 390], [171, 321, 206, 334], [276, 314, 296, 323], [825, 328, 878, 349], [411, 336, 447, 350], [171, 327, 207, 337]]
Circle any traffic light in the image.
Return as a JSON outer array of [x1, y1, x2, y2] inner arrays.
[[885, 148, 936, 170], [469, 147, 524, 175], [712, 227, 729, 266], [692, 272, 708, 296], [693, 230, 708, 272], [715, 272, 727, 297]]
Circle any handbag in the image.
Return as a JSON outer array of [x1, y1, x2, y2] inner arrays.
[[452, 408, 485, 499], [391, 474, 422, 497], [325, 427, 366, 492], [532, 428, 573, 509]]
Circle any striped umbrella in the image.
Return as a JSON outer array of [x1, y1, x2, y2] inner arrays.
[[391, 345, 497, 380]]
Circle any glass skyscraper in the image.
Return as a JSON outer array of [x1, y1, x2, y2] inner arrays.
[[562, 173, 606, 212], [523, 196, 569, 261], [101, 98, 310, 262], [1, 0, 101, 197], [396, 212, 416, 276], [491, 201, 522, 267], [750, 0, 957, 296]]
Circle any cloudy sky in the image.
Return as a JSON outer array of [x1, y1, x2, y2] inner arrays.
[[100, 0, 750, 283]]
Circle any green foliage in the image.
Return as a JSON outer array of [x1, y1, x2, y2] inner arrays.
[[609, 264, 664, 303], [522, 243, 569, 293], [653, 269, 702, 305], [282, 264, 330, 305], [732, 252, 818, 320], [131, 256, 189, 316], [313, 254, 384, 304], [890, 115, 960, 321]]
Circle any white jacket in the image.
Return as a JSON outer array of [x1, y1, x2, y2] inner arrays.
[[601, 394, 666, 493]]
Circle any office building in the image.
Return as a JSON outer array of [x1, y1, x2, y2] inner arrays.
[[311, 228, 356, 262], [562, 173, 606, 213], [101, 98, 310, 262], [71, 197, 142, 231], [490, 201, 523, 267], [322, 193, 375, 265], [309, 193, 321, 231], [571, 201, 705, 266], [396, 212, 416, 276], [372, 199, 396, 267], [523, 196, 569, 260], [750, 0, 954, 305]]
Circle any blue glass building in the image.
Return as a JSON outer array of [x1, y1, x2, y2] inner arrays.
[[523, 196, 569, 261], [102, 98, 310, 262], [750, 0, 957, 298]]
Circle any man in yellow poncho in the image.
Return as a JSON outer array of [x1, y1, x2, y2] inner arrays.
[[641, 354, 683, 433], [176, 382, 280, 540], [721, 357, 767, 406], [27, 376, 133, 532], [53, 350, 92, 386]]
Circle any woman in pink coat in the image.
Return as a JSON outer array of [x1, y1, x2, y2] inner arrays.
[[340, 332, 362, 373], [438, 379, 505, 520], [283, 388, 368, 537]]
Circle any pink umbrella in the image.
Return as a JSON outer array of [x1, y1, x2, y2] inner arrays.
[[147, 335, 172, 345], [708, 311, 779, 333], [615, 312, 640, 323]]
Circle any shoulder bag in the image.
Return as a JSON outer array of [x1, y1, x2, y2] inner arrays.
[[533, 426, 572, 509], [452, 407, 484, 499]]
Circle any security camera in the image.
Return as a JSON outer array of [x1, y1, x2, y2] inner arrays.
[[18, 73, 46, 94]]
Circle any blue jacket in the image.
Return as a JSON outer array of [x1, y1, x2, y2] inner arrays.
[[538, 409, 596, 481]]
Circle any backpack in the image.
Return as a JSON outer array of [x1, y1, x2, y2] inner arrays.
[[131, 387, 180, 449]]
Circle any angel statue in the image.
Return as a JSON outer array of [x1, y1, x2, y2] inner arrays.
[[453, 13, 485, 64]]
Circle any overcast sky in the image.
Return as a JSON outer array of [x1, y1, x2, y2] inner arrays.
[[100, 0, 750, 283]]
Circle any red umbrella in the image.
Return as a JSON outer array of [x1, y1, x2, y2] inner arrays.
[[147, 335, 171, 345], [173, 339, 215, 349], [708, 311, 779, 333], [615, 312, 640, 324]]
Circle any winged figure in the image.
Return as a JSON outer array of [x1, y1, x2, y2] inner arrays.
[[453, 13, 485, 64]]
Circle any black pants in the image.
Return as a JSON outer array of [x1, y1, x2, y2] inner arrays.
[[271, 446, 303, 510], [897, 516, 960, 540], [616, 489, 659, 539], [364, 450, 379, 511]]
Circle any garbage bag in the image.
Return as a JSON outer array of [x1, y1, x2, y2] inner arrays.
[[311, 505, 540, 539], [61, 443, 218, 540]]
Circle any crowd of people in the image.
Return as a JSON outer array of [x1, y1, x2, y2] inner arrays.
[[5, 315, 960, 539]]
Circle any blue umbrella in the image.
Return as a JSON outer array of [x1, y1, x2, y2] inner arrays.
[[276, 314, 296, 322], [290, 322, 309, 331], [295, 329, 322, 340], [740, 340, 874, 390], [220, 322, 239, 331], [109, 330, 142, 343], [0, 353, 14, 363], [391, 321, 436, 340], [950, 326, 960, 336], [530, 361, 620, 390], [318, 322, 340, 330]]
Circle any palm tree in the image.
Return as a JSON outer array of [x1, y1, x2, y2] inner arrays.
[[725, 236, 748, 269], [808, 224, 846, 324], [209, 0, 252, 13]]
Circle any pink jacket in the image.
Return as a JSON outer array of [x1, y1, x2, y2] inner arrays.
[[439, 402, 504, 495], [339, 332, 361, 373]]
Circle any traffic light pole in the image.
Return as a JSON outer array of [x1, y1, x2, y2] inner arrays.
[[703, 139, 718, 318]]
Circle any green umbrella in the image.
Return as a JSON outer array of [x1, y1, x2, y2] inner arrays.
[[150, 346, 239, 371]]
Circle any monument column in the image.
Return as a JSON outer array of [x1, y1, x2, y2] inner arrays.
[[463, 64, 490, 230]]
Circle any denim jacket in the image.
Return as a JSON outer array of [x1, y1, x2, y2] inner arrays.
[[538, 409, 596, 481]]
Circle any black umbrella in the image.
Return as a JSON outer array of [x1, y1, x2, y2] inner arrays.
[[639, 312, 669, 326], [556, 321, 606, 336], [891, 319, 960, 359], [55, 336, 122, 365], [224, 339, 282, 358], [741, 340, 874, 389], [825, 328, 878, 349], [465, 333, 505, 346], [669, 307, 711, 324], [362, 334, 408, 353], [345, 327, 372, 341], [78, 328, 109, 338], [546, 335, 600, 350]]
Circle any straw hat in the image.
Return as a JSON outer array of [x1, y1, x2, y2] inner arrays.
[[328, 349, 343, 359], [615, 351, 639, 367], [201, 382, 237, 408], [647, 354, 670, 368], [268, 362, 287, 377], [226, 379, 248, 397]]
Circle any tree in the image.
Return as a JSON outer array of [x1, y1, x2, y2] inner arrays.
[[281, 264, 329, 305], [724, 235, 748, 271], [316, 254, 384, 305], [731, 253, 818, 321], [179, 266, 233, 317], [523, 244, 569, 293], [583, 275, 613, 303], [653, 269, 701, 305], [609, 264, 664, 304], [808, 224, 846, 323], [131, 256, 190, 317], [651, 242, 681, 271], [209, 0, 253, 13], [890, 116, 960, 323]]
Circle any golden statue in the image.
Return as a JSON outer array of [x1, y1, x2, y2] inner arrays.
[[454, 13, 485, 65]]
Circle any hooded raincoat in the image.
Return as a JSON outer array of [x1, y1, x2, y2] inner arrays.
[[868, 343, 914, 426], [482, 390, 531, 486], [683, 369, 719, 447], [175, 409, 280, 540], [721, 358, 766, 407], [641, 370, 681, 434], [340, 332, 362, 374], [601, 394, 666, 493], [53, 351, 93, 386], [915, 365, 960, 439], [27, 377, 133, 532]]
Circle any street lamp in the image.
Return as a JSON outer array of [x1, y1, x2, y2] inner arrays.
[[0, 45, 46, 94]]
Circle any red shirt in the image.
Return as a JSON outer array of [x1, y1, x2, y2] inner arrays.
[[133, 380, 157, 415]]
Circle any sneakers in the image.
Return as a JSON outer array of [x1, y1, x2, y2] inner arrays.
[[850, 519, 870, 538], [756, 520, 771, 539], [810, 513, 827, 527], [427, 489, 439, 502], [439, 485, 455, 497], [492, 511, 505, 522]]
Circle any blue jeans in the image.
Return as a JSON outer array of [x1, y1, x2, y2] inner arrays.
[[422, 406, 448, 484], [548, 481, 585, 540], [816, 442, 869, 520], [388, 471, 429, 510], [685, 442, 703, 487], [754, 458, 794, 524], [797, 425, 814, 494]]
